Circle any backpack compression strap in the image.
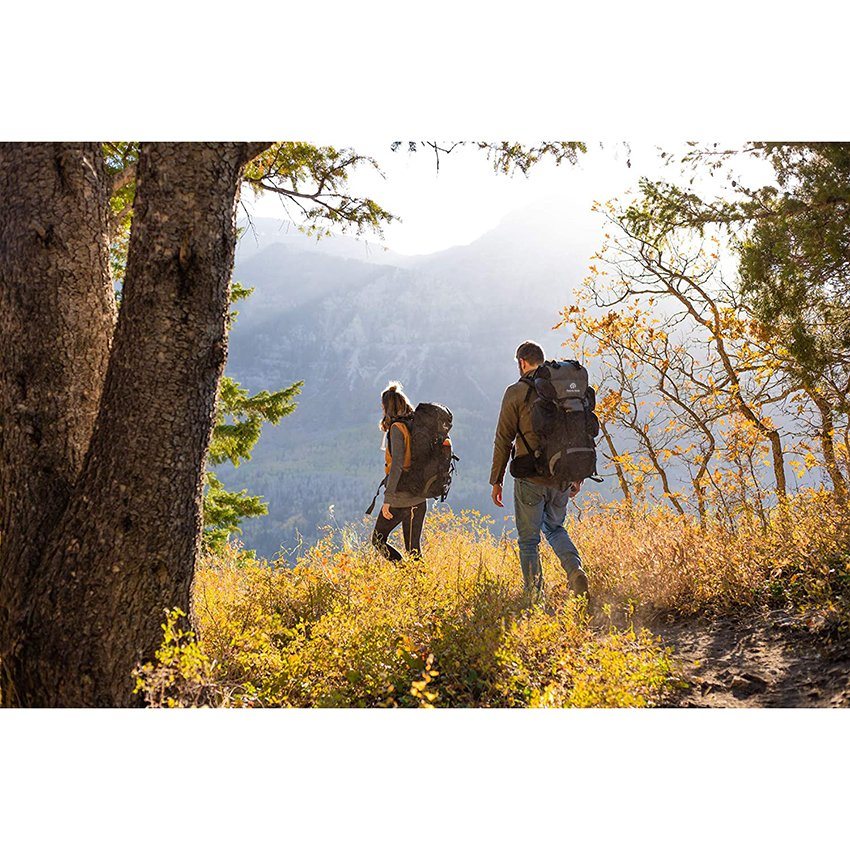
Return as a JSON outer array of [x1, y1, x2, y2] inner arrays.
[[515, 427, 537, 460], [365, 475, 388, 516]]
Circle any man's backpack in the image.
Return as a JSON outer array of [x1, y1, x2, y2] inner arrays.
[[366, 402, 458, 514], [513, 359, 601, 486]]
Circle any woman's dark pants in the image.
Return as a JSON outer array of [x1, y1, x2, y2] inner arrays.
[[372, 502, 427, 561]]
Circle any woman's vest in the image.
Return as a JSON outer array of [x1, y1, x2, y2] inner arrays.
[[384, 420, 412, 475]]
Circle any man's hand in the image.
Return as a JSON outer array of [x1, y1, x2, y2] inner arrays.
[[381, 503, 393, 520], [491, 483, 503, 508], [567, 480, 582, 498]]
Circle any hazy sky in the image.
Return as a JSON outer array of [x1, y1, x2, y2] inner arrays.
[[243, 142, 777, 257]]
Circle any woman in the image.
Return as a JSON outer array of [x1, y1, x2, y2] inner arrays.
[[371, 381, 426, 561]]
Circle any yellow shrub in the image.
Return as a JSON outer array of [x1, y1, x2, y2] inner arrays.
[[135, 492, 850, 708], [570, 490, 850, 619]]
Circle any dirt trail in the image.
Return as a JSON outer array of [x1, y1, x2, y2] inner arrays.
[[650, 608, 850, 707]]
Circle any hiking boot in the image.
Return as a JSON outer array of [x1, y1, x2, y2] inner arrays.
[[568, 569, 589, 599]]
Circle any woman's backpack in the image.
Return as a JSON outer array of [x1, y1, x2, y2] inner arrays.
[[516, 360, 600, 486], [399, 402, 457, 499], [365, 402, 459, 514]]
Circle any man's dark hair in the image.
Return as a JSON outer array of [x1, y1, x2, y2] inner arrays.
[[515, 340, 545, 365]]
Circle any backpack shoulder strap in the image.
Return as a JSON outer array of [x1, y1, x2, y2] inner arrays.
[[519, 373, 536, 405], [515, 375, 538, 459], [390, 420, 412, 469]]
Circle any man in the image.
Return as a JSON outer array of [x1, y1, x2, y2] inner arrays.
[[490, 340, 590, 601]]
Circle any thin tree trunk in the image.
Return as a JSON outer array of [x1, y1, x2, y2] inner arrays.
[[637, 427, 685, 516], [647, 448, 686, 515], [0, 144, 116, 702], [693, 467, 709, 528], [842, 421, 850, 482], [653, 381, 717, 526], [805, 385, 847, 505], [691, 432, 716, 528], [745, 449, 769, 531], [599, 420, 632, 505], [10, 143, 264, 707], [642, 251, 788, 498], [707, 468, 737, 534], [764, 425, 788, 500]]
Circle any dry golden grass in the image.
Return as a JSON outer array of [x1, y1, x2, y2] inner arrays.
[[135, 491, 850, 708], [574, 489, 850, 618]]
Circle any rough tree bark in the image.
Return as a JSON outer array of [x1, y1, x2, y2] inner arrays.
[[0, 143, 116, 701], [2, 142, 267, 706]]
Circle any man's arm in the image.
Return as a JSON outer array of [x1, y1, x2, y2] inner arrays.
[[490, 387, 518, 487]]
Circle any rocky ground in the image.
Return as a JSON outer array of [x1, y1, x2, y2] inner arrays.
[[653, 607, 850, 708]]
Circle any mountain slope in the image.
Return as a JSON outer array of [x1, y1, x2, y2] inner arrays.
[[221, 209, 609, 556]]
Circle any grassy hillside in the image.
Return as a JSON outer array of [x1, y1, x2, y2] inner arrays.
[[136, 490, 850, 708]]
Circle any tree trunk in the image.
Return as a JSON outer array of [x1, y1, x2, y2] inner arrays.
[[805, 385, 847, 505], [693, 474, 708, 528], [649, 259, 788, 499], [842, 422, 850, 482], [9, 143, 261, 706], [729, 388, 788, 500], [691, 442, 716, 529], [0, 144, 116, 702], [654, 382, 716, 528], [599, 421, 632, 505], [765, 427, 788, 500], [726, 387, 786, 500], [746, 449, 769, 531], [640, 429, 685, 516]]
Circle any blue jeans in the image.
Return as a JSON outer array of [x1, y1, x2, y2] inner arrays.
[[513, 478, 583, 593]]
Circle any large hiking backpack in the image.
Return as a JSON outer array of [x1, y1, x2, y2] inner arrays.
[[514, 359, 601, 485], [366, 402, 458, 514]]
